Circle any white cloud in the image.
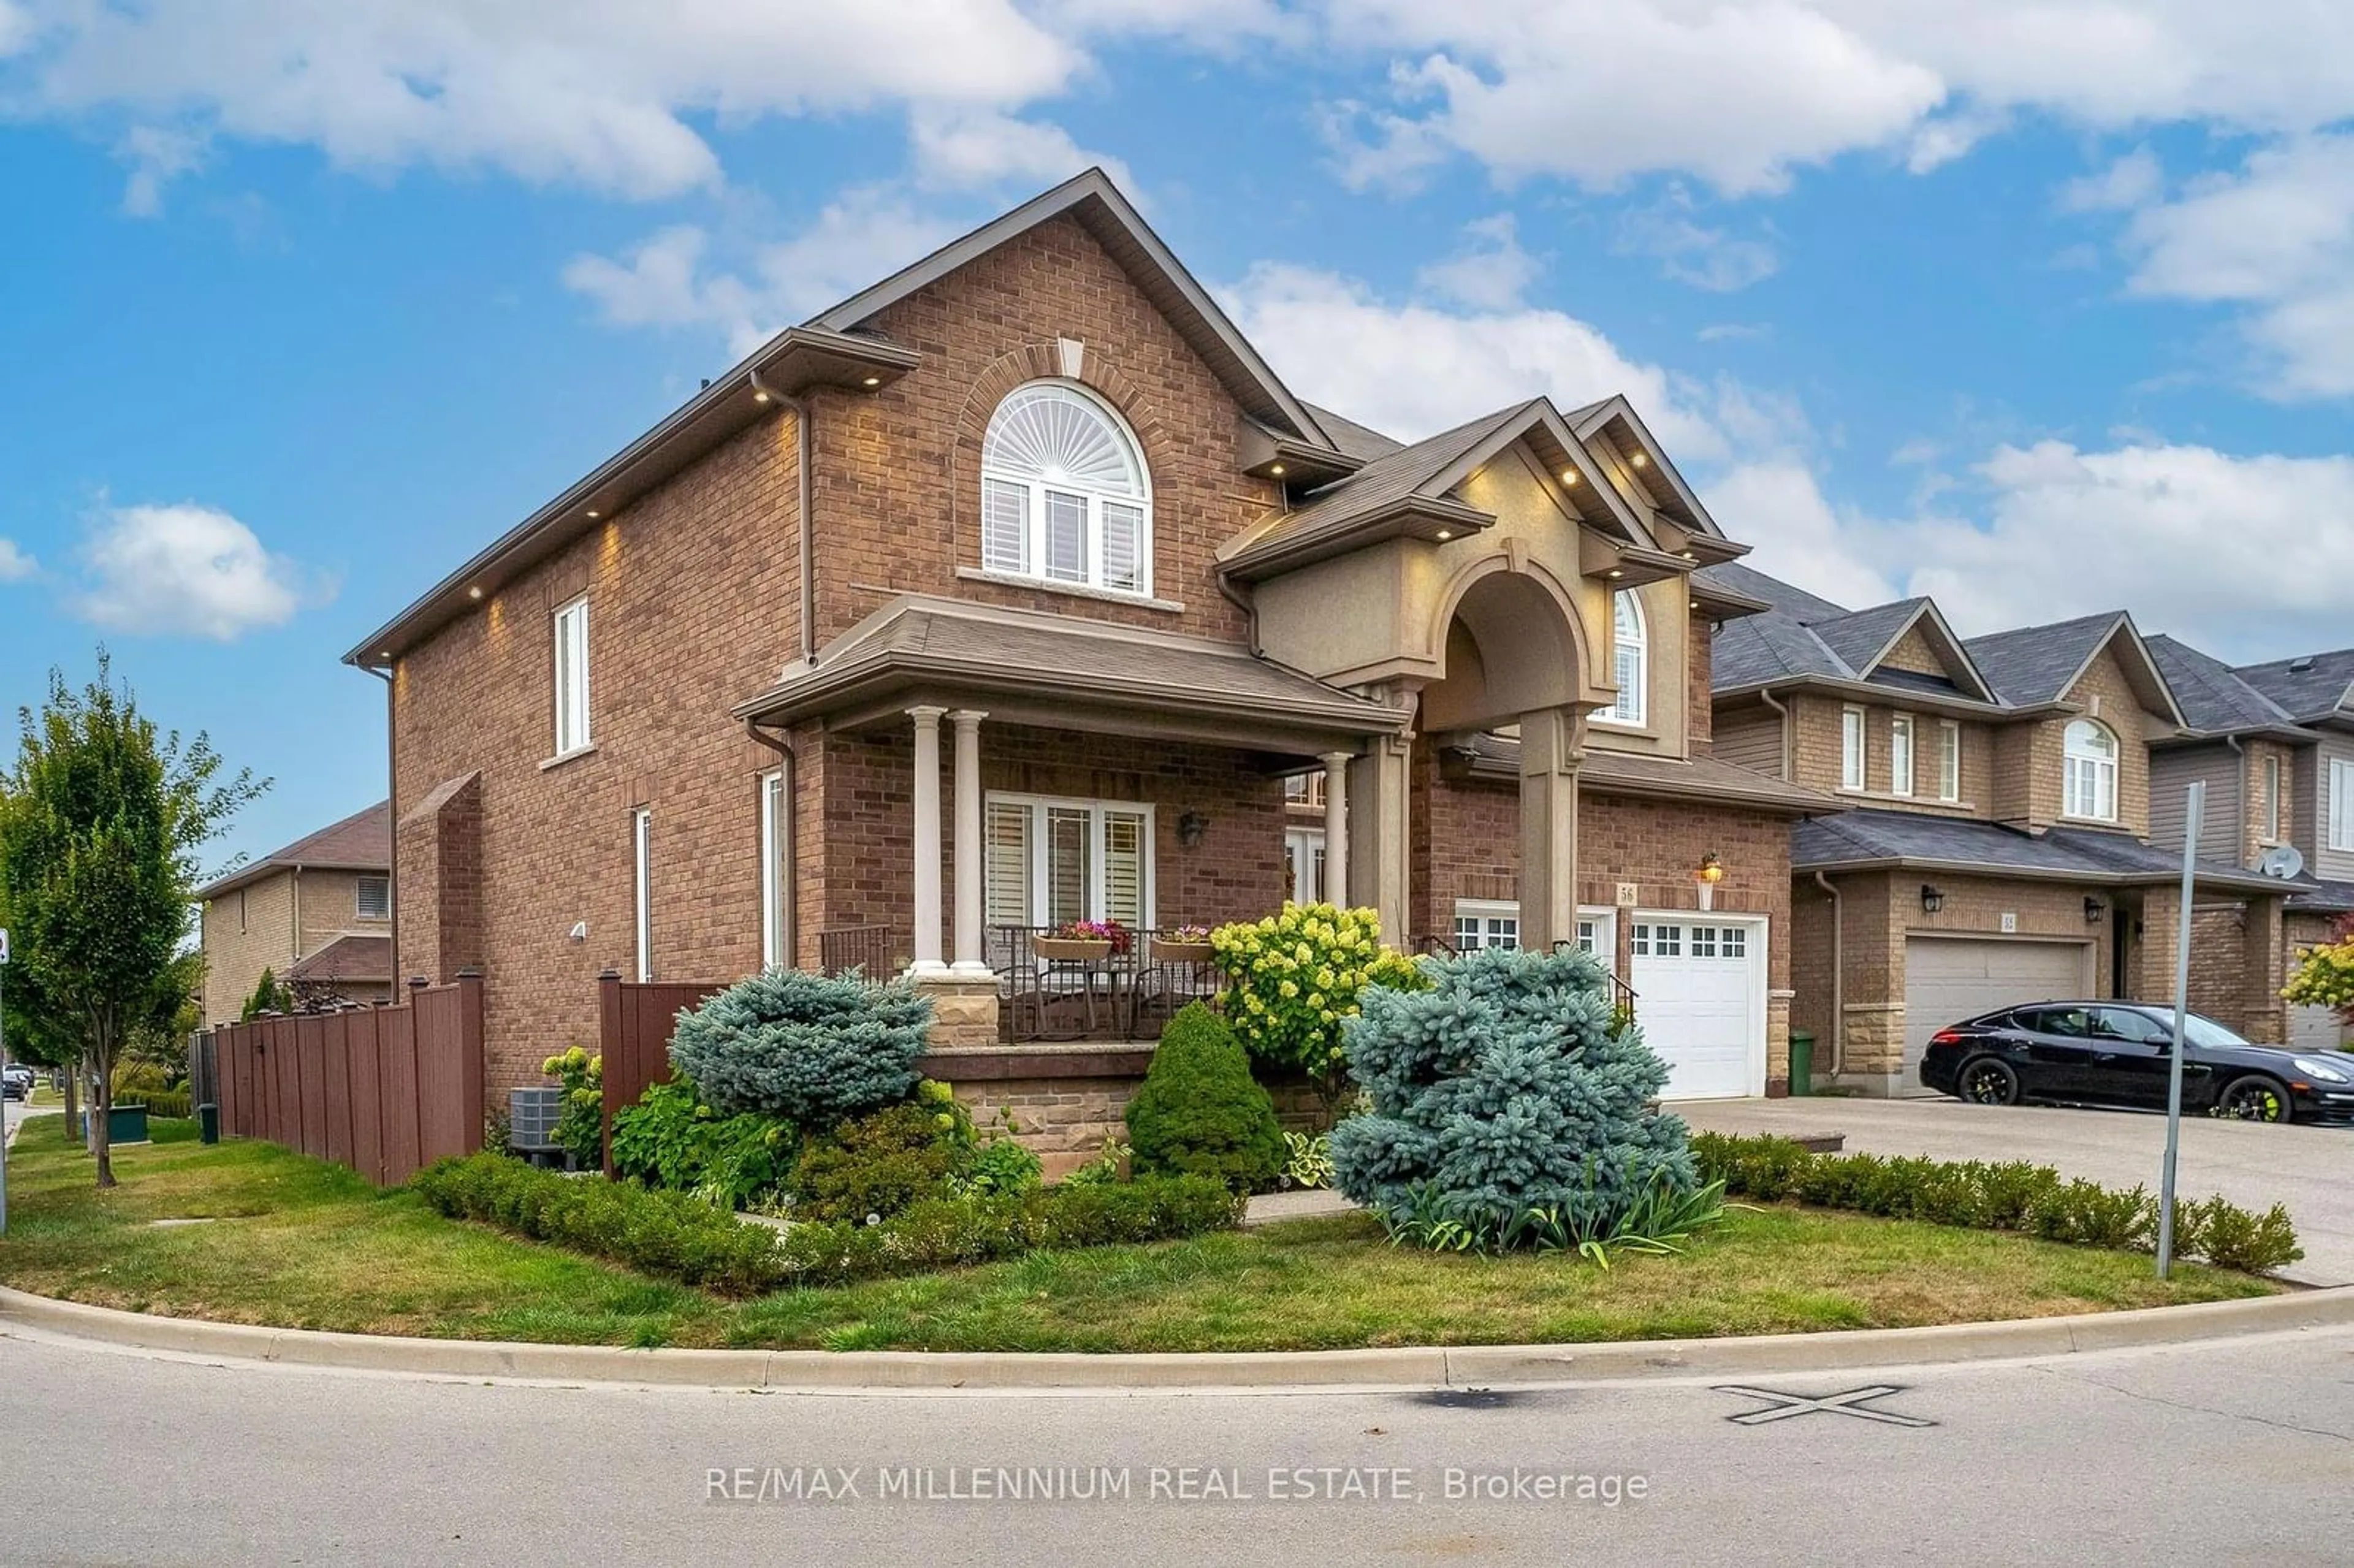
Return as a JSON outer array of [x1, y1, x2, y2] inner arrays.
[[0, 538, 34, 581], [2058, 146, 2163, 213], [1704, 459, 1897, 609], [70, 502, 324, 640], [113, 122, 207, 216], [566, 190, 962, 357], [907, 108, 1127, 192], [6, 0, 1081, 202], [1413, 213, 1542, 310], [1612, 185, 1779, 292], [1696, 322, 1771, 343]]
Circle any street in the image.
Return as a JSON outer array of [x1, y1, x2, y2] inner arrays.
[[0, 1316, 2348, 1566]]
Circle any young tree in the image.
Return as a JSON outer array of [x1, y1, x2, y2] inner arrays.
[[0, 653, 263, 1187]]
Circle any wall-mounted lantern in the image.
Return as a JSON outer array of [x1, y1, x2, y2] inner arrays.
[[1696, 851, 1724, 912], [1919, 883, 1945, 915]]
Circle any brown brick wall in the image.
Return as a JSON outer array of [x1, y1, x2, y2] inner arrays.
[[2241, 739, 2298, 866], [1878, 623, 1948, 677], [1789, 693, 1994, 816], [2052, 645, 2157, 837]]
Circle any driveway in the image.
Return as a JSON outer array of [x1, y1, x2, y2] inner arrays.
[[1677, 1096, 2354, 1286]]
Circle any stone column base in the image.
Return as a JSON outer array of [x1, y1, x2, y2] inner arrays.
[[912, 976, 1001, 1049]]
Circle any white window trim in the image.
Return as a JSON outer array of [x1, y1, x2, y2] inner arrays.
[[2062, 718, 2120, 823], [1890, 713, 1916, 798], [2331, 759, 2354, 853], [978, 381, 1154, 599], [354, 875, 391, 923], [1285, 826, 1326, 905], [1840, 706, 1867, 791], [1597, 588, 1648, 729], [1937, 720, 1961, 802], [1452, 898, 1520, 951], [983, 792, 1156, 928], [631, 807, 653, 983], [552, 595, 592, 760], [759, 771, 788, 971]]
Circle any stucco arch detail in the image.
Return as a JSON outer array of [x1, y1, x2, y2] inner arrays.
[[1418, 549, 1610, 733]]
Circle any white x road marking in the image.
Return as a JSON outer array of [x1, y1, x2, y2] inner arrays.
[[1713, 1384, 1937, 1427]]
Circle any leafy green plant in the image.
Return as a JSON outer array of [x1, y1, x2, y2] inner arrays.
[[240, 969, 291, 1022], [789, 1091, 969, 1222], [1059, 1136, 1129, 1187], [952, 1136, 1044, 1200], [2282, 916, 2354, 1027], [1332, 946, 1699, 1249], [1381, 1173, 1729, 1266], [1279, 1130, 1333, 1190], [1211, 903, 1422, 1104], [668, 967, 932, 1125], [608, 1080, 796, 1210], [1694, 1132, 2303, 1273], [1124, 1003, 1287, 1190], [540, 1046, 604, 1169]]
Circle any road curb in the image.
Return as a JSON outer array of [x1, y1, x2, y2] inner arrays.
[[3, 1281, 2350, 1391]]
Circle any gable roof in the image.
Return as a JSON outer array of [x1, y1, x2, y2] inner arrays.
[[1701, 566, 1998, 704], [1694, 561, 1848, 622], [1963, 611, 2184, 726], [197, 802, 390, 901], [1811, 598, 1932, 675], [2234, 647, 2354, 724], [1300, 402, 1404, 463], [2145, 634, 2304, 738], [1567, 394, 1727, 539]]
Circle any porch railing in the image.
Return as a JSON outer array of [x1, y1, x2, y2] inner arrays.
[[989, 926, 1227, 1045], [817, 924, 904, 978]]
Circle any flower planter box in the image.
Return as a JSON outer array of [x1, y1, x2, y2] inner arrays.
[[1154, 940, 1216, 964], [1033, 937, 1113, 961]]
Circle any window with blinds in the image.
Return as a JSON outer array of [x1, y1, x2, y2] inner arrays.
[[984, 794, 1153, 929], [977, 382, 1153, 596]]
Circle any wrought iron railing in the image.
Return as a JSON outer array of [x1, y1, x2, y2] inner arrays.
[[989, 926, 1226, 1044], [816, 924, 903, 978]]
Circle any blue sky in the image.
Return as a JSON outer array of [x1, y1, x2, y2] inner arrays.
[[4, 1, 2353, 871]]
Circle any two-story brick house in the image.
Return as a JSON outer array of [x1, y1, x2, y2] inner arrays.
[[346, 170, 1830, 1147], [196, 802, 394, 1027], [2147, 636, 2354, 1051], [1705, 564, 2307, 1094]]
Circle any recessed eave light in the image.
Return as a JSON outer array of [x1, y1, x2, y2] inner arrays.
[[1270, 463, 1286, 476], [468, 585, 484, 601], [753, 389, 770, 403], [1560, 469, 1581, 485], [1434, 529, 1452, 541], [1607, 569, 1625, 579], [586, 509, 600, 519], [1630, 452, 1650, 468], [862, 376, 882, 387]]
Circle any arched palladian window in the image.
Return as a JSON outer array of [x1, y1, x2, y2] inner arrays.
[[978, 382, 1151, 595], [2063, 718, 2119, 821], [1601, 588, 1647, 726]]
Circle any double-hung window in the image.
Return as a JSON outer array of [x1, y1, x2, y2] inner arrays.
[[1937, 720, 1961, 802], [978, 383, 1152, 596], [2331, 759, 2354, 852], [759, 771, 789, 970], [984, 794, 1152, 929], [553, 596, 591, 756], [631, 807, 653, 983], [1890, 714, 1915, 797], [1840, 706, 1867, 791]]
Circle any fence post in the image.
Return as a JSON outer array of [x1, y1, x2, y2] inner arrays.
[[456, 968, 486, 1155], [598, 970, 622, 1175]]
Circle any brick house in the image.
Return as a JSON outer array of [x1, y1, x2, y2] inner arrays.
[[196, 802, 394, 1027], [2146, 636, 2354, 1051], [345, 169, 1830, 1152], [1705, 564, 2314, 1095]]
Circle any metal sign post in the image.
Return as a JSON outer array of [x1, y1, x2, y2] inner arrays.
[[2156, 784, 2202, 1281]]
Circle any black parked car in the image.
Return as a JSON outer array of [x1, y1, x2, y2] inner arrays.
[[1920, 1002, 2354, 1124]]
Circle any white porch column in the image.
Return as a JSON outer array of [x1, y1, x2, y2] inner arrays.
[[1516, 705, 1584, 953], [948, 710, 991, 978], [1319, 751, 1352, 908], [907, 706, 948, 976]]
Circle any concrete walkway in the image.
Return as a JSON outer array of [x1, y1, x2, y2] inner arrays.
[[1675, 1096, 2354, 1287]]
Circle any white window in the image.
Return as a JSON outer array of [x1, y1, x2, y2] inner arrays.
[[355, 875, 390, 921], [1632, 922, 1682, 957], [2331, 759, 2354, 851], [1284, 772, 1325, 809], [1601, 590, 1647, 726], [978, 382, 1151, 596], [1890, 714, 1915, 798], [2263, 755, 2282, 843], [2063, 718, 2119, 821], [1576, 918, 1600, 954], [1938, 720, 1961, 802], [1841, 706, 1867, 791], [631, 807, 653, 983], [553, 596, 591, 756], [1721, 925, 1747, 959], [759, 771, 789, 970], [1453, 900, 1519, 951], [1691, 925, 1719, 958], [1285, 828, 1326, 905], [983, 794, 1152, 929]]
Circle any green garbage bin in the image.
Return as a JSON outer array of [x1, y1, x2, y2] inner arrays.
[[1788, 1030, 1815, 1097]]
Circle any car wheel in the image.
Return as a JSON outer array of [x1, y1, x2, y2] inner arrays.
[[2211, 1075, 2293, 1124], [1956, 1056, 2021, 1106]]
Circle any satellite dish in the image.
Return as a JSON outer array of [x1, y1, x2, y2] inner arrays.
[[2258, 845, 2306, 880]]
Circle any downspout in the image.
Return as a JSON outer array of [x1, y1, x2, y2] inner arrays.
[[1813, 870, 1844, 1075], [751, 372, 816, 666], [1759, 688, 1792, 780], [746, 721, 797, 968], [364, 663, 398, 991]]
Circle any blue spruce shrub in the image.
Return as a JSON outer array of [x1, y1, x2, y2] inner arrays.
[[1329, 945, 1697, 1241], [668, 968, 932, 1128]]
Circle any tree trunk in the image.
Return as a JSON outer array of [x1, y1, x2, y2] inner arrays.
[[82, 1054, 97, 1155], [61, 1070, 78, 1143], [90, 1027, 115, 1190]]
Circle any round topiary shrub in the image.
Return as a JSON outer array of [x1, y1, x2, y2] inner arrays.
[[1124, 1002, 1287, 1190], [1330, 946, 1699, 1246], [668, 968, 932, 1127]]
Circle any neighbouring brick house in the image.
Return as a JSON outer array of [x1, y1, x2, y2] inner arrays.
[[1704, 564, 2318, 1094], [348, 169, 1831, 1160], [2146, 636, 2354, 1051], [197, 802, 394, 1027]]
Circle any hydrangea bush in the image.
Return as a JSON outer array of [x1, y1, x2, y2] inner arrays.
[[668, 967, 932, 1125], [1211, 903, 1422, 1104], [2282, 916, 2354, 1030], [1329, 945, 1699, 1246]]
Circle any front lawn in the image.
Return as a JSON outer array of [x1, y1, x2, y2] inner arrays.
[[0, 1116, 2274, 1353]]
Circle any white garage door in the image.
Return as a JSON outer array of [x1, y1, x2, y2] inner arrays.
[[2290, 1005, 2350, 1052], [1903, 937, 2092, 1075], [1631, 915, 1766, 1100]]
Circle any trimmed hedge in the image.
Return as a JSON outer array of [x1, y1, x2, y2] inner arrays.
[[411, 1154, 1244, 1295], [1124, 1003, 1286, 1190], [132, 1089, 192, 1119], [1693, 1132, 2303, 1274]]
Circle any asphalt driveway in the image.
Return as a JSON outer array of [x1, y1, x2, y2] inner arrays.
[[1677, 1095, 2354, 1287]]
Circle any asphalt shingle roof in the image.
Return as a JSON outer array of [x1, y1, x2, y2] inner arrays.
[[1794, 809, 2304, 894], [2146, 634, 2296, 736], [2236, 648, 2354, 723], [197, 802, 390, 900], [1240, 400, 1535, 556], [1962, 613, 2126, 707], [1301, 402, 1404, 462], [1811, 598, 1929, 676], [1693, 562, 1848, 623]]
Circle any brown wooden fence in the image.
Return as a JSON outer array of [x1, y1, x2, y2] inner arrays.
[[598, 971, 724, 1173], [212, 975, 486, 1185]]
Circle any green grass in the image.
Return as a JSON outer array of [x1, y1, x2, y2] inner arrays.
[[0, 1115, 2276, 1353]]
